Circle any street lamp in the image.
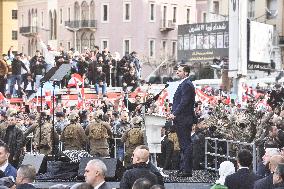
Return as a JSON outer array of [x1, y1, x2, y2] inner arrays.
[[65, 26, 79, 51]]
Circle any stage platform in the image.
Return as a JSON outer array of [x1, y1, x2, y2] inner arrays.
[[34, 182, 213, 189], [34, 170, 217, 189]]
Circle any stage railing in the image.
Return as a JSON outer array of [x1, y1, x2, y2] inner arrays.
[[205, 137, 258, 172]]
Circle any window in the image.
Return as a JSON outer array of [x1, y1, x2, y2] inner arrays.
[[173, 7, 177, 23], [123, 2, 131, 21], [186, 8, 190, 24], [248, 0, 255, 18], [124, 39, 131, 55], [41, 12, 43, 27], [12, 31, 18, 40], [172, 41, 176, 57], [12, 10, 18, 19], [150, 3, 155, 21], [149, 39, 155, 57], [21, 14, 24, 26], [68, 8, 71, 22], [162, 40, 167, 53], [101, 40, 108, 50], [102, 4, 109, 22], [213, 1, 219, 14], [203, 12, 207, 22], [60, 9, 63, 24], [68, 42, 71, 50]]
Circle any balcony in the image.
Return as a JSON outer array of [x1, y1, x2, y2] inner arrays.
[[65, 20, 97, 30], [19, 26, 38, 37], [279, 36, 284, 46], [160, 20, 176, 32]]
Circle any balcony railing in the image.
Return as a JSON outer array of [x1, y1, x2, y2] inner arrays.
[[160, 20, 176, 32], [65, 20, 97, 29], [279, 36, 284, 46], [19, 26, 38, 36]]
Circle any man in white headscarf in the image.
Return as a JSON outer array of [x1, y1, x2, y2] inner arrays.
[[211, 161, 235, 189]]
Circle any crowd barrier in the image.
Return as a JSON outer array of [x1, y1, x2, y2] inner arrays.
[[205, 137, 258, 172]]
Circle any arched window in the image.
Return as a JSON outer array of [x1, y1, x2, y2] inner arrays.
[[76, 32, 80, 51], [81, 32, 89, 52], [90, 0, 95, 20], [53, 10, 57, 39], [74, 1, 80, 21], [81, 1, 89, 21], [31, 9, 34, 26], [90, 33, 95, 50], [28, 39, 31, 56], [49, 11, 53, 40], [28, 10, 31, 26]]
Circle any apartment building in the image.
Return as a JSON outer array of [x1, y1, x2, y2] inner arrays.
[[18, 0, 196, 65], [0, 0, 18, 56]]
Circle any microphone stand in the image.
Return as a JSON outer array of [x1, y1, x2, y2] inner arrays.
[[139, 84, 169, 166]]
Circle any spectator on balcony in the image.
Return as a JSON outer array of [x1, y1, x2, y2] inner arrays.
[[94, 66, 107, 97], [130, 51, 141, 78], [38, 35, 60, 72], [7, 49, 29, 98], [117, 57, 129, 87], [30, 56, 46, 90], [20, 54, 30, 83], [0, 54, 9, 96], [122, 68, 140, 92]]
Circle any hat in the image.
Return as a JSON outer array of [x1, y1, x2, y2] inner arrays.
[[69, 112, 78, 120], [131, 116, 143, 125]]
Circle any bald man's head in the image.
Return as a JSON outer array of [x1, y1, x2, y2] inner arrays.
[[270, 155, 284, 172], [132, 148, 149, 164]]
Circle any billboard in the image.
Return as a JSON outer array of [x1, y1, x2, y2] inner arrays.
[[249, 21, 273, 64], [177, 21, 229, 63]]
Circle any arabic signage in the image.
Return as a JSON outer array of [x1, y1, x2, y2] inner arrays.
[[178, 21, 229, 63]]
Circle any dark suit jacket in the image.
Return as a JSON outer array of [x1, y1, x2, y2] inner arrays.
[[172, 78, 195, 125], [224, 168, 259, 189], [98, 182, 111, 189], [4, 163, 17, 180], [16, 183, 36, 189], [253, 173, 272, 189]]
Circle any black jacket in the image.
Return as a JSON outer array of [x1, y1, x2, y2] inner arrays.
[[120, 162, 159, 189], [274, 182, 284, 189], [11, 59, 28, 75], [224, 168, 259, 189], [4, 125, 24, 158], [253, 173, 273, 189]]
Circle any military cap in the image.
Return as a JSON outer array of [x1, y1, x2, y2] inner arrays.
[[131, 116, 143, 125], [69, 112, 78, 120]]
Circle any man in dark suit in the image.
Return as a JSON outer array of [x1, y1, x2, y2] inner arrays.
[[254, 155, 284, 189], [84, 159, 111, 189], [16, 164, 36, 189], [224, 149, 259, 189], [120, 147, 158, 189], [0, 143, 17, 179], [168, 65, 195, 177]]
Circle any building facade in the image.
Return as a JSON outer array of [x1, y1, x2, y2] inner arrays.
[[18, 0, 196, 65], [0, 0, 18, 56]]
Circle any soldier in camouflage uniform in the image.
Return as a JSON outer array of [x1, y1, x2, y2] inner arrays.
[[32, 112, 59, 155], [121, 116, 144, 167], [85, 109, 112, 157], [61, 112, 87, 151], [167, 127, 180, 170], [0, 111, 8, 141]]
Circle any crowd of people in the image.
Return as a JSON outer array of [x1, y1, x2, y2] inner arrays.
[[0, 35, 142, 99], [0, 39, 284, 189]]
